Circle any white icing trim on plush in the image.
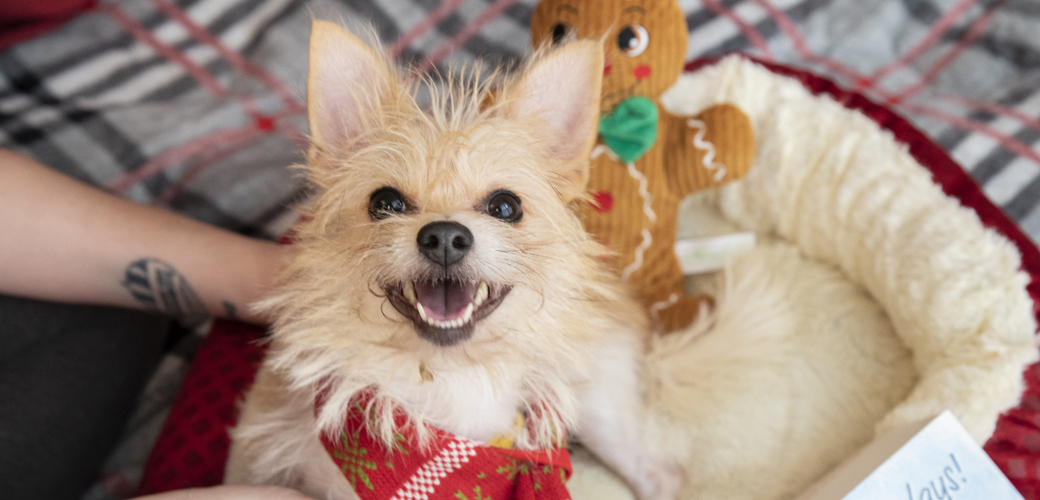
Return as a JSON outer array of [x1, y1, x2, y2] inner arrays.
[[687, 118, 727, 182], [590, 145, 657, 280], [621, 162, 656, 281], [622, 228, 653, 282], [626, 161, 657, 224], [590, 143, 617, 161], [588, 145, 657, 224], [648, 293, 679, 321]]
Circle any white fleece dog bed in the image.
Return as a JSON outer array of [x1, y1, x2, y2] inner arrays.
[[567, 56, 1040, 500]]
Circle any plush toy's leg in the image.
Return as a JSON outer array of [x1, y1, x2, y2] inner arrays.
[[633, 241, 712, 333], [654, 293, 713, 334]]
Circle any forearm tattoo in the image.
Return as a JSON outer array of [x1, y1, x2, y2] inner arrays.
[[122, 258, 209, 325]]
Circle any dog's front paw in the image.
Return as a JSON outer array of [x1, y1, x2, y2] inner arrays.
[[631, 458, 683, 500]]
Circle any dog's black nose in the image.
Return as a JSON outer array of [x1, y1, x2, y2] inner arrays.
[[417, 221, 474, 267]]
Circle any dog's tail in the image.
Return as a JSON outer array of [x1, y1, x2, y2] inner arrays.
[[642, 252, 796, 458]]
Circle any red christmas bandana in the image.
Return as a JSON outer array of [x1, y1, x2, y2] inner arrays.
[[317, 392, 572, 500]]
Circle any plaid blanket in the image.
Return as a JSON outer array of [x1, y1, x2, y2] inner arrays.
[[4, 0, 1040, 239], [2, 0, 1039, 498]]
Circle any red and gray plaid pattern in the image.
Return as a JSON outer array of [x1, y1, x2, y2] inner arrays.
[[4, 0, 1040, 240], [2, 0, 1034, 499]]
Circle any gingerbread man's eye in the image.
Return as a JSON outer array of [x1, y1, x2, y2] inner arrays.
[[617, 24, 649, 57], [551, 23, 573, 45]]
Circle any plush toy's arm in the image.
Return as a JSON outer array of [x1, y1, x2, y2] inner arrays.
[[664, 103, 756, 197]]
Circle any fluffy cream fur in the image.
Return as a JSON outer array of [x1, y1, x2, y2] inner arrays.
[[226, 22, 680, 500], [566, 56, 1040, 500]]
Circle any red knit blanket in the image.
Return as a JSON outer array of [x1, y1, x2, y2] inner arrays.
[[317, 392, 572, 500]]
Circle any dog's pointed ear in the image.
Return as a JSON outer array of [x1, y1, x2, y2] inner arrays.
[[307, 20, 394, 155], [506, 40, 603, 200]]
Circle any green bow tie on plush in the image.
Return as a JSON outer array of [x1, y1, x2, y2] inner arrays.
[[598, 96, 659, 163]]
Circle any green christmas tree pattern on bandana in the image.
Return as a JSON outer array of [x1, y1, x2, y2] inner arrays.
[[598, 96, 659, 163], [317, 390, 573, 500]]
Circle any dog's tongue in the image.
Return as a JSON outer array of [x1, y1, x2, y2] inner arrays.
[[415, 281, 477, 321]]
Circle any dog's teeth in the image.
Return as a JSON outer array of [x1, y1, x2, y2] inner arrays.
[[404, 282, 417, 304], [417, 307, 475, 329], [475, 282, 489, 306]]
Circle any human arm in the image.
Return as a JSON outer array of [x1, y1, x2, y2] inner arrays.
[[0, 149, 291, 324]]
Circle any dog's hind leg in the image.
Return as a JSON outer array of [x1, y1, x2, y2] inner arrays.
[[574, 328, 682, 500]]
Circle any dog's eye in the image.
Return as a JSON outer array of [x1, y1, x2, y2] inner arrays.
[[485, 190, 523, 224], [617, 24, 649, 57], [368, 187, 408, 220], [551, 23, 572, 45]]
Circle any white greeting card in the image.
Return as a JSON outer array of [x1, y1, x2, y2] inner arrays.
[[797, 411, 1023, 500]]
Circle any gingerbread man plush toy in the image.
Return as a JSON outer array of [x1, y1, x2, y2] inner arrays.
[[531, 0, 756, 333]]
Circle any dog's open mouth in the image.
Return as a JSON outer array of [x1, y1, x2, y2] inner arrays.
[[386, 280, 511, 346]]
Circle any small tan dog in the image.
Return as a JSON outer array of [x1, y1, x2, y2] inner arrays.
[[224, 20, 679, 500]]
